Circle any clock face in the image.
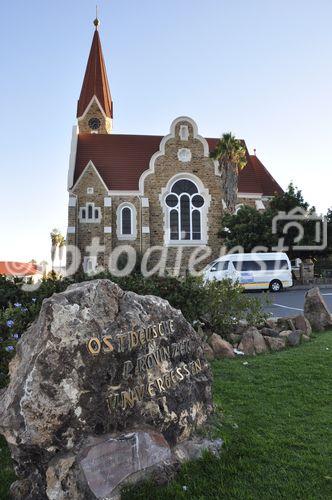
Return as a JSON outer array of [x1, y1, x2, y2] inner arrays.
[[88, 117, 101, 130]]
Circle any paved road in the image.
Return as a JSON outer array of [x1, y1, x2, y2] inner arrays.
[[250, 287, 332, 317]]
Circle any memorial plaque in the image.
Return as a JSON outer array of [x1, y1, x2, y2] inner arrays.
[[79, 431, 171, 498], [0, 280, 214, 499]]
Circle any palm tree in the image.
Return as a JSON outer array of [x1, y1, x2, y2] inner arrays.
[[58, 235, 66, 274], [210, 132, 247, 213], [50, 228, 60, 271]]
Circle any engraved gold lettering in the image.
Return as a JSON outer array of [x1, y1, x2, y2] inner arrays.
[[103, 336, 114, 353], [176, 367, 184, 381], [158, 322, 165, 336], [170, 370, 177, 385], [139, 329, 146, 346], [130, 331, 139, 350], [152, 325, 158, 338], [118, 334, 127, 352], [122, 360, 134, 379], [169, 319, 175, 332], [148, 382, 155, 397], [193, 359, 202, 373], [183, 364, 190, 377], [156, 378, 165, 393], [135, 384, 145, 401], [87, 337, 101, 355]]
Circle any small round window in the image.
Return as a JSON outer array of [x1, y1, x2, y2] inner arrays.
[[192, 195, 205, 208], [165, 194, 178, 207]]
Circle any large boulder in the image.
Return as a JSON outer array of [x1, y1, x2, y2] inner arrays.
[[304, 287, 332, 331], [0, 280, 216, 499], [209, 334, 235, 359], [238, 327, 268, 356]]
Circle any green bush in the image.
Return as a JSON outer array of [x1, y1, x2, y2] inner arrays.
[[203, 279, 268, 334], [0, 273, 267, 387]]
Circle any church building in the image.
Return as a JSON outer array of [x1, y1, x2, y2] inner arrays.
[[66, 19, 283, 273]]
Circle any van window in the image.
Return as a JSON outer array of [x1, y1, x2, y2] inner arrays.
[[233, 259, 289, 272], [210, 261, 228, 272]]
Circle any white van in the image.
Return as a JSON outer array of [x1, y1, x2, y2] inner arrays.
[[203, 252, 292, 292]]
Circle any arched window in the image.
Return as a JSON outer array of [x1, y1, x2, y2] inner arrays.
[[116, 203, 137, 240], [121, 207, 132, 235], [165, 179, 205, 241]]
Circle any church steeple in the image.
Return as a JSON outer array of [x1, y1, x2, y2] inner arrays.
[[77, 18, 113, 134]]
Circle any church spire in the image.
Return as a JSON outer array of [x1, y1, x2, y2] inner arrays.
[[77, 18, 113, 125]]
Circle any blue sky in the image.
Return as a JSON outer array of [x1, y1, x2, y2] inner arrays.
[[1, 0, 331, 263]]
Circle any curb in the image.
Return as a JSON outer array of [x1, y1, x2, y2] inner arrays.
[[290, 284, 332, 291]]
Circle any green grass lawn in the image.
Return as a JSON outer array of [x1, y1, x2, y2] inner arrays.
[[1, 333, 332, 499]]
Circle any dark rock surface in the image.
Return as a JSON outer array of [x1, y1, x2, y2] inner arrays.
[[0, 280, 215, 499]]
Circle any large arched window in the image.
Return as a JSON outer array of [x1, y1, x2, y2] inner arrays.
[[165, 179, 205, 241]]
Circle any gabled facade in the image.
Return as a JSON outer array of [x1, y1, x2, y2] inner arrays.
[[66, 20, 283, 273]]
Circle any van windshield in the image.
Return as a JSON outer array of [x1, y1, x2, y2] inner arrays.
[[233, 259, 289, 271], [210, 261, 229, 272]]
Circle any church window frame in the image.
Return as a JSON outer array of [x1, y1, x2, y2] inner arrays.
[[116, 203, 137, 240], [161, 174, 211, 246], [79, 202, 101, 223]]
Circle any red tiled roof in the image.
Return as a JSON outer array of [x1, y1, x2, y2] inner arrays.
[[249, 154, 283, 196], [73, 134, 283, 195], [77, 30, 113, 118], [0, 262, 38, 277]]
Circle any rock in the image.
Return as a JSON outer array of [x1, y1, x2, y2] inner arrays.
[[302, 334, 310, 342], [252, 331, 269, 354], [276, 317, 295, 332], [0, 279, 216, 499], [259, 327, 279, 338], [173, 436, 223, 463], [293, 315, 312, 336], [285, 330, 303, 347], [10, 479, 33, 500], [238, 327, 268, 356], [209, 334, 235, 358], [202, 342, 215, 361], [279, 330, 293, 339], [263, 336, 286, 351], [304, 287, 332, 331]]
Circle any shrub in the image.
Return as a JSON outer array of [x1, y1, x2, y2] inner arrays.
[[203, 279, 269, 335]]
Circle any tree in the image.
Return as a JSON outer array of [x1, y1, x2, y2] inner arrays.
[[210, 133, 247, 213], [221, 184, 328, 259], [221, 205, 277, 252], [269, 182, 310, 213], [58, 236, 66, 272], [50, 229, 61, 271]]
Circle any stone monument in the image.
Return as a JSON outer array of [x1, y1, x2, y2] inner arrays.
[[0, 280, 220, 499]]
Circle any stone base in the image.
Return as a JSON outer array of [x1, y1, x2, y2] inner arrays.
[[10, 430, 222, 500]]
